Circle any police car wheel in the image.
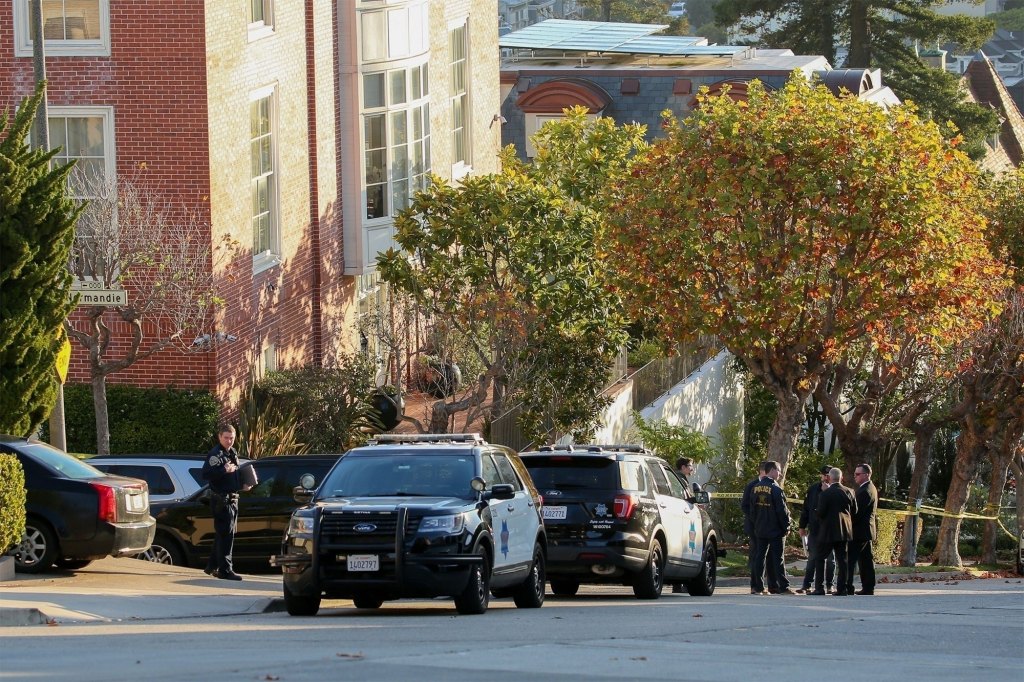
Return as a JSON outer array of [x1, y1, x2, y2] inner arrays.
[[454, 547, 491, 615], [352, 594, 383, 609], [632, 541, 665, 599], [512, 543, 545, 609], [686, 542, 717, 597], [284, 583, 321, 616], [550, 578, 580, 596]]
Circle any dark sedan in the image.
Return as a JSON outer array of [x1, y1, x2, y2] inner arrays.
[[147, 454, 341, 570], [1, 436, 156, 573]]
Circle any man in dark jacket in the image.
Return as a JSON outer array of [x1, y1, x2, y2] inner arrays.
[[202, 424, 249, 581], [749, 461, 793, 595], [797, 465, 836, 594], [742, 462, 777, 594], [848, 463, 878, 595], [817, 467, 857, 596]]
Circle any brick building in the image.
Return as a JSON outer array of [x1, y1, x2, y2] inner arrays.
[[0, 0, 500, 414]]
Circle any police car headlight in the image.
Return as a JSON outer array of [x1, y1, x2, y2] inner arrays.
[[419, 514, 465, 533], [288, 514, 315, 536]]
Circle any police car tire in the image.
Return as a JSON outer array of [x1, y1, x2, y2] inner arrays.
[[550, 578, 580, 596], [284, 583, 321, 616], [512, 543, 545, 609], [454, 547, 491, 615], [685, 542, 717, 597], [632, 542, 665, 600]]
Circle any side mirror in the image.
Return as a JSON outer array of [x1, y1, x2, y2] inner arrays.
[[487, 483, 515, 500], [695, 490, 711, 505], [293, 487, 314, 505]]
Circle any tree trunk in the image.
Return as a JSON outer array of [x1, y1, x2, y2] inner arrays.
[[847, 0, 870, 67], [766, 391, 807, 480], [933, 424, 982, 568], [1011, 455, 1024, 544], [899, 424, 935, 566], [92, 374, 111, 455], [979, 458, 1008, 566]]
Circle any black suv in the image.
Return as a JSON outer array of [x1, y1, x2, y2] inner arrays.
[[272, 434, 547, 616], [520, 444, 722, 599], [147, 454, 342, 569]]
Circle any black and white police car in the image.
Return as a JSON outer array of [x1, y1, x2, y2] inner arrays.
[[272, 434, 547, 616]]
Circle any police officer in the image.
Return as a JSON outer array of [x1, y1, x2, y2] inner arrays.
[[202, 424, 249, 580], [749, 460, 794, 595]]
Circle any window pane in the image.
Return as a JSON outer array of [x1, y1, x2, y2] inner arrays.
[[366, 183, 385, 219], [411, 66, 421, 100], [387, 7, 408, 59], [390, 111, 407, 146], [389, 70, 406, 106], [365, 114, 385, 150], [65, 116, 104, 157], [422, 63, 429, 96], [391, 179, 408, 213], [251, 0, 264, 23], [363, 73, 385, 108], [361, 11, 385, 61]]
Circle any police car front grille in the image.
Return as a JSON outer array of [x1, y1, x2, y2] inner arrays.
[[319, 511, 420, 547]]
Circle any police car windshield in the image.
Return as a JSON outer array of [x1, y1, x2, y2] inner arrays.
[[317, 454, 477, 499]]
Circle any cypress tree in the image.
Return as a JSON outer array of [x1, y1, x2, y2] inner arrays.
[[0, 84, 80, 436]]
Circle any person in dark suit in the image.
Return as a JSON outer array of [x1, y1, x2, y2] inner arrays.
[[848, 463, 878, 595], [741, 462, 778, 594], [816, 467, 857, 596], [797, 465, 836, 594]]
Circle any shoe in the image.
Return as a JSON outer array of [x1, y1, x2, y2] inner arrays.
[[833, 591, 848, 596], [855, 589, 874, 595], [203, 567, 215, 576], [217, 571, 243, 581], [775, 588, 797, 595], [794, 588, 808, 595], [811, 589, 826, 595], [751, 589, 769, 595]]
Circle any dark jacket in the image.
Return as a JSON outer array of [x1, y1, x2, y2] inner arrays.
[[740, 476, 761, 536], [750, 477, 791, 539], [799, 481, 828, 537], [816, 483, 857, 543], [852, 480, 878, 542], [202, 444, 241, 494]]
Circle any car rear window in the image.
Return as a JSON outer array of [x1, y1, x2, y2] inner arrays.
[[13, 442, 105, 480], [524, 457, 643, 491], [95, 464, 175, 495]]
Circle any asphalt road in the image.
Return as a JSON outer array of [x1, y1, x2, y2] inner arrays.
[[1, 561, 1022, 682]]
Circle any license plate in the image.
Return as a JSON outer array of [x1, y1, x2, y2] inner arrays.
[[346, 554, 379, 571], [126, 493, 146, 513], [543, 506, 567, 520]]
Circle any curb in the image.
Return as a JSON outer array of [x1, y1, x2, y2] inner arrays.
[[0, 607, 49, 627]]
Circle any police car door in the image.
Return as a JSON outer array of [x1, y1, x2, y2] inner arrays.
[[647, 460, 688, 566], [494, 452, 534, 569]]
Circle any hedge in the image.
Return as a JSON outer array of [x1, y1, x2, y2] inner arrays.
[[0, 454, 26, 554], [41, 384, 221, 454]]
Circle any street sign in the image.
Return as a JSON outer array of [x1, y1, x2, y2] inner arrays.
[[76, 289, 128, 306], [55, 333, 71, 384]]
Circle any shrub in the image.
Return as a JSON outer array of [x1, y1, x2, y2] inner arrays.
[[875, 508, 902, 565], [42, 384, 220, 454], [0, 454, 26, 554], [627, 338, 662, 368], [253, 354, 379, 453]]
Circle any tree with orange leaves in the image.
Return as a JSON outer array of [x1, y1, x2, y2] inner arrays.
[[606, 74, 1007, 476]]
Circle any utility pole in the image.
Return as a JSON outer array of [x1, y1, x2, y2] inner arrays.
[[30, 0, 67, 452]]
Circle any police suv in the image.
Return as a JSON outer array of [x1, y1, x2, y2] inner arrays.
[[271, 434, 547, 616]]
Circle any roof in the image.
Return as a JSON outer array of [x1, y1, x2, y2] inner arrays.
[[963, 55, 1024, 173]]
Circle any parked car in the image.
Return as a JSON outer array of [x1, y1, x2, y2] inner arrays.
[[519, 444, 723, 599], [146, 454, 342, 569], [667, 2, 686, 18], [87, 453, 212, 503], [272, 433, 547, 616], [0, 436, 156, 573]]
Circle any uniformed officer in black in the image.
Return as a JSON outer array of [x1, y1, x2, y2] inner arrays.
[[202, 424, 248, 580]]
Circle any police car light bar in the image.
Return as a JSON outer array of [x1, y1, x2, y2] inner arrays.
[[370, 433, 485, 445]]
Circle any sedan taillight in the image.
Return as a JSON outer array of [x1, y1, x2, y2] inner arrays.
[[90, 483, 117, 522], [613, 493, 638, 520]]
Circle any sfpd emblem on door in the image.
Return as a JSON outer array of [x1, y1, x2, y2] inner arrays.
[[594, 503, 609, 517], [354, 523, 377, 533]]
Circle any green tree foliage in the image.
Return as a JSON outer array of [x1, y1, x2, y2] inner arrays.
[[578, 0, 673, 23], [0, 84, 78, 436], [714, 0, 1000, 156], [0, 454, 26, 553], [628, 412, 718, 464], [378, 166, 628, 442], [991, 9, 1024, 32], [607, 75, 1005, 475]]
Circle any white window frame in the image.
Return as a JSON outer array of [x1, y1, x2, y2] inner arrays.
[[13, 0, 111, 57], [44, 105, 116, 281], [248, 0, 274, 42], [361, 62, 430, 225], [524, 112, 600, 158], [449, 20, 471, 178], [250, 85, 281, 273]]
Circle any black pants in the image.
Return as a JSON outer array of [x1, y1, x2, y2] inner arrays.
[[751, 536, 787, 592], [828, 541, 850, 594], [206, 493, 238, 575], [802, 539, 835, 591], [847, 540, 875, 593]]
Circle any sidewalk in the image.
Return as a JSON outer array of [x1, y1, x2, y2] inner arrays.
[[0, 557, 283, 626]]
